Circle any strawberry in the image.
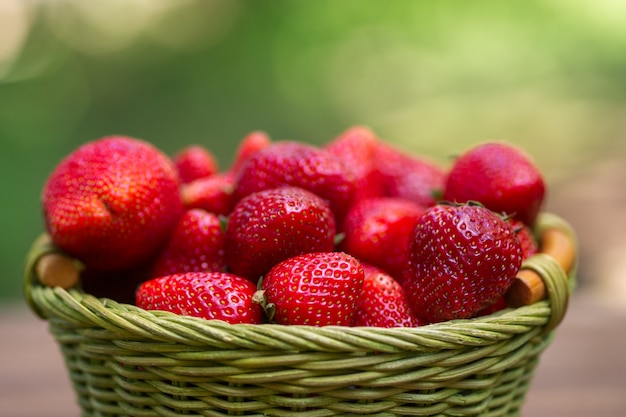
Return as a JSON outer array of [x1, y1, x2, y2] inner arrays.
[[42, 136, 184, 271], [402, 203, 523, 323], [340, 197, 425, 279], [136, 272, 263, 324], [509, 218, 539, 260], [150, 209, 226, 278], [181, 172, 236, 216], [443, 142, 546, 226], [375, 141, 446, 207], [230, 131, 272, 174], [353, 265, 421, 328], [225, 186, 336, 282], [257, 252, 364, 326], [324, 126, 384, 203], [233, 141, 356, 222], [172, 144, 219, 184]]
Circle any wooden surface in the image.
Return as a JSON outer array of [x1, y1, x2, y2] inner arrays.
[[1, 289, 625, 417]]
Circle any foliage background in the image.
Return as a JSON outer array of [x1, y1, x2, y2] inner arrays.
[[2, 0, 625, 301]]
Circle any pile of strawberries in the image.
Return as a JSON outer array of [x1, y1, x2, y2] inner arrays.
[[40, 127, 545, 327]]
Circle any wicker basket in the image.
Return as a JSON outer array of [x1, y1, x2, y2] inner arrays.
[[24, 213, 576, 417]]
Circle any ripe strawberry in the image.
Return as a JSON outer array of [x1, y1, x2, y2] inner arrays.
[[325, 126, 384, 203], [509, 218, 539, 260], [353, 265, 421, 328], [172, 145, 219, 184], [257, 252, 364, 326], [181, 172, 236, 216], [233, 141, 356, 222], [230, 131, 272, 174], [402, 203, 523, 323], [443, 142, 546, 226], [136, 272, 263, 324], [150, 209, 226, 278], [225, 186, 336, 282], [42, 136, 184, 271], [340, 197, 425, 279], [375, 141, 446, 207]]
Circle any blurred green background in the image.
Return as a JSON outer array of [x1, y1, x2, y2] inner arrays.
[[2, 0, 625, 301]]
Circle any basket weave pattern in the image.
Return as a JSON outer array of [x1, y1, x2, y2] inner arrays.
[[24, 214, 575, 417]]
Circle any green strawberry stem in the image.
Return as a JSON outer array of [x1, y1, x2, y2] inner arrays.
[[333, 232, 345, 246], [252, 289, 276, 322], [218, 214, 229, 233]]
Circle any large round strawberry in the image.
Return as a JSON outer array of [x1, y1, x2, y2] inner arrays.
[[42, 136, 184, 270], [258, 251, 365, 326], [402, 203, 523, 323], [224, 186, 336, 283]]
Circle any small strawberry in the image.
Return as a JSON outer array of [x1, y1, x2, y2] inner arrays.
[[340, 197, 425, 279], [257, 252, 364, 326], [42, 136, 184, 271], [509, 218, 539, 260], [172, 145, 219, 184], [443, 142, 546, 226], [225, 186, 336, 282], [230, 131, 272, 174], [353, 265, 421, 328], [136, 272, 263, 324], [402, 203, 523, 323], [150, 209, 226, 278], [181, 172, 236, 216], [325, 126, 384, 203], [233, 141, 356, 222], [375, 141, 446, 207]]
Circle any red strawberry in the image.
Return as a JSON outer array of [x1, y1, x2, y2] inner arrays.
[[225, 186, 336, 282], [233, 141, 356, 222], [325, 126, 384, 203], [181, 172, 236, 216], [375, 141, 446, 207], [136, 272, 263, 324], [340, 197, 425, 279], [353, 265, 421, 328], [173, 145, 219, 184], [230, 131, 272, 174], [443, 142, 546, 226], [509, 218, 539, 260], [150, 209, 226, 278], [42, 136, 184, 271], [402, 203, 523, 323], [257, 252, 365, 326]]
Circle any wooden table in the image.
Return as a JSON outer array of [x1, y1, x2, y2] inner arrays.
[[1, 289, 624, 417]]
